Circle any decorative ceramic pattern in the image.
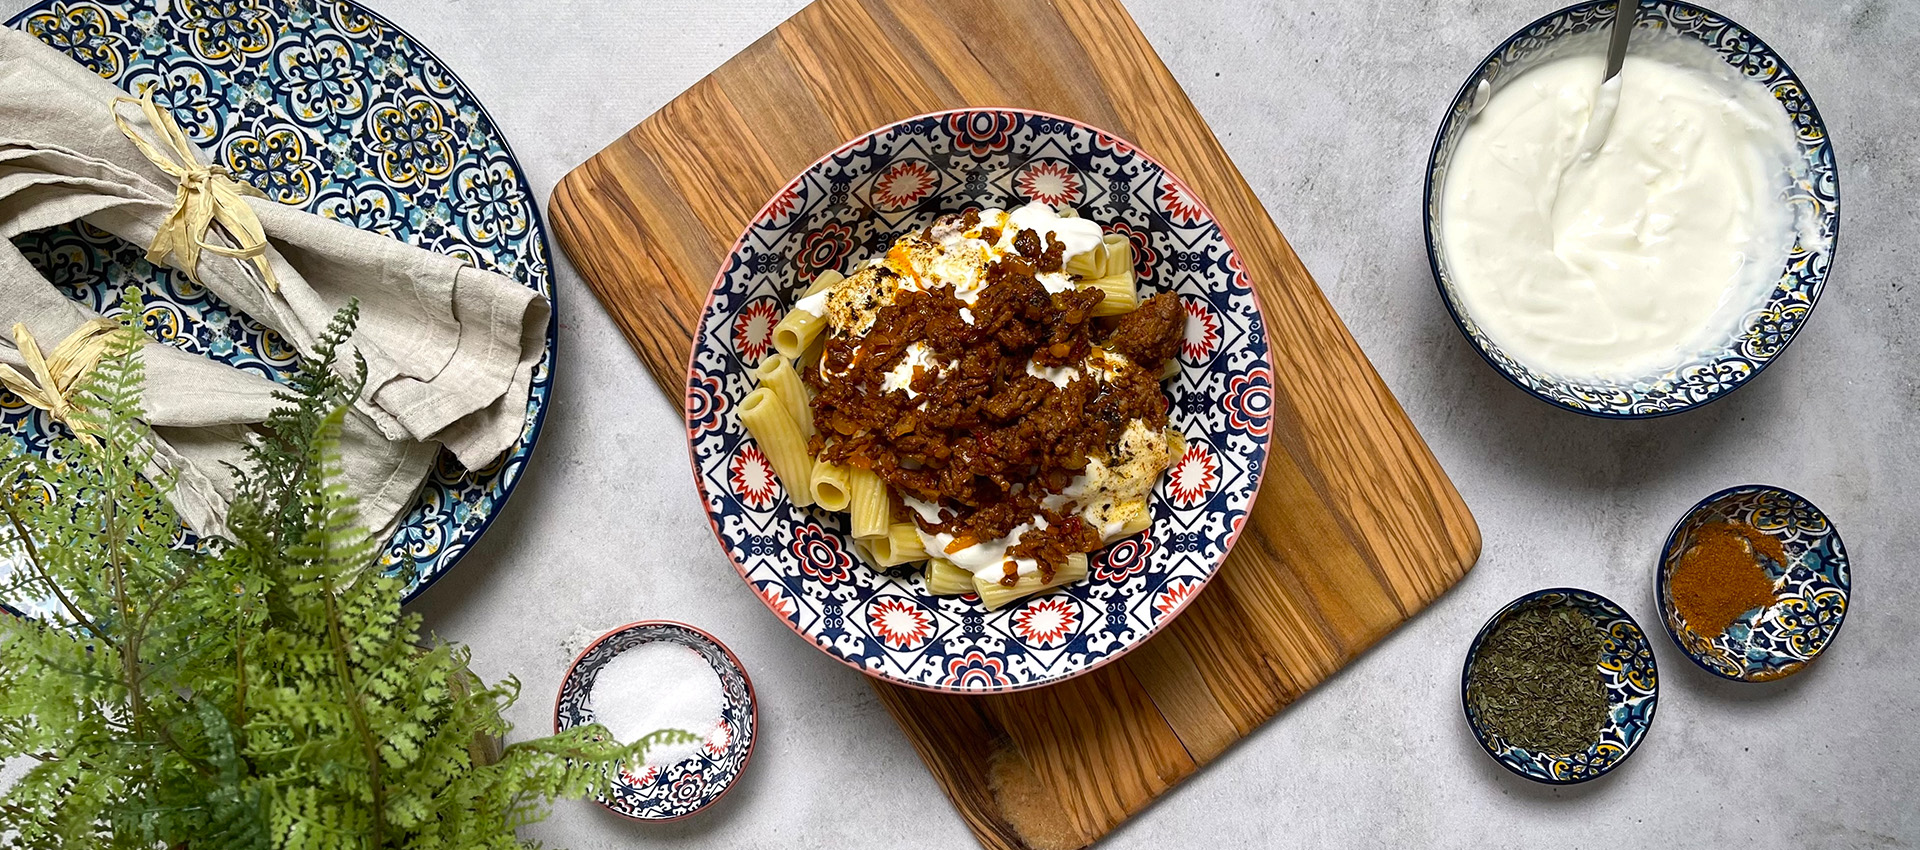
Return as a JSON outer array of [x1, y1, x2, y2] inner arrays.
[[687, 109, 1273, 693], [1462, 588, 1659, 784], [553, 621, 756, 821], [1656, 485, 1849, 682], [1423, 0, 1840, 418], [4, 0, 554, 607]]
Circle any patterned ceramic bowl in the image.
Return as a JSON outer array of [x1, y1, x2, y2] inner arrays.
[[1462, 588, 1659, 784], [1423, 0, 1840, 418], [5, 0, 555, 607], [553, 621, 756, 821], [685, 109, 1273, 693], [1655, 485, 1849, 682]]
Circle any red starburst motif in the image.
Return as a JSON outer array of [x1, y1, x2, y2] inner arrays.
[[1168, 442, 1217, 508], [756, 582, 797, 622], [729, 444, 777, 508], [1013, 597, 1078, 648], [1016, 160, 1082, 207], [1182, 297, 1220, 362], [1158, 180, 1207, 225], [764, 184, 800, 222], [868, 597, 934, 650], [1223, 368, 1274, 437], [732, 297, 780, 364], [873, 159, 938, 210], [1153, 579, 1200, 617], [941, 651, 1010, 688], [619, 764, 661, 787], [703, 722, 732, 757]]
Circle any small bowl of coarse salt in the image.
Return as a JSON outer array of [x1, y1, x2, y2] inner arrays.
[[554, 621, 757, 820]]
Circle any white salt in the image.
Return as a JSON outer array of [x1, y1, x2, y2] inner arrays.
[[588, 641, 726, 769]]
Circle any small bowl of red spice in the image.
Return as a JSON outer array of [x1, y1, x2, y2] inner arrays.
[[1656, 485, 1851, 682]]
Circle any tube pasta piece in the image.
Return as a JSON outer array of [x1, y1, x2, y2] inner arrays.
[[861, 527, 927, 568], [846, 466, 889, 540], [973, 553, 1090, 611], [772, 309, 828, 361], [773, 270, 846, 360], [753, 354, 814, 436], [809, 462, 852, 511], [1086, 235, 1139, 317], [1159, 358, 1181, 382], [925, 558, 975, 596], [861, 535, 894, 567], [1063, 234, 1103, 279], [739, 387, 815, 507], [886, 524, 928, 562]]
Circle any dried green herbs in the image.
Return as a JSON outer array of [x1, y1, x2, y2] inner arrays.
[[1466, 602, 1609, 755]]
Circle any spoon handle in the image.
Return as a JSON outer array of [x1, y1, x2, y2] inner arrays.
[[1605, 0, 1635, 80]]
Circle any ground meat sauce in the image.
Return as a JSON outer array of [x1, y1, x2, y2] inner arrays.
[[806, 214, 1183, 584]]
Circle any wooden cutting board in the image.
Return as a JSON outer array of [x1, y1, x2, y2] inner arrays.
[[548, 0, 1479, 846]]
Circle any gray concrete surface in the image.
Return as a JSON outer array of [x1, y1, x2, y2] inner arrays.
[[10, 0, 1916, 846]]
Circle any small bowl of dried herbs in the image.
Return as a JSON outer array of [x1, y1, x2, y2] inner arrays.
[[1656, 485, 1851, 683], [1462, 588, 1659, 784]]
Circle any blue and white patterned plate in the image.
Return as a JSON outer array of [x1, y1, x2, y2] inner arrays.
[[1655, 485, 1849, 682], [553, 621, 756, 821], [686, 109, 1273, 693], [5, 0, 554, 606], [1462, 588, 1659, 785], [1423, 0, 1840, 418]]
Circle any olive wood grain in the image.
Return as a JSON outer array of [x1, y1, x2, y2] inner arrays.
[[548, 0, 1479, 846]]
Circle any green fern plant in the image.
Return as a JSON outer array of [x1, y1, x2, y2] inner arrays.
[[0, 292, 693, 849]]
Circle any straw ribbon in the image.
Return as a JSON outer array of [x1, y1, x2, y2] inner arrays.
[[112, 91, 280, 293], [0, 320, 126, 447]]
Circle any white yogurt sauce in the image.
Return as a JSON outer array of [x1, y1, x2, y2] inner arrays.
[[1006, 201, 1105, 263], [1026, 359, 1079, 388], [791, 287, 830, 317], [882, 341, 948, 399], [1440, 35, 1805, 379]]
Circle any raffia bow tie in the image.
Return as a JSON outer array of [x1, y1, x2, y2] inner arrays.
[[0, 320, 128, 447], [112, 91, 281, 293]]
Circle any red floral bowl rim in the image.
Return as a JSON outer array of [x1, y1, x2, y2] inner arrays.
[[684, 106, 1274, 693]]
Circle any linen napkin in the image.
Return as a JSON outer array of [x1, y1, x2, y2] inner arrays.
[[0, 27, 548, 470], [0, 27, 547, 540], [0, 237, 436, 540]]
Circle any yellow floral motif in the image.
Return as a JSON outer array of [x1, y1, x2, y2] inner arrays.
[[179, 0, 274, 62], [370, 98, 456, 186], [223, 127, 315, 205], [24, 2, 122, 79]]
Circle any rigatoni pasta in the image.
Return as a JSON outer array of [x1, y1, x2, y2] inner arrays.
[[738, 387, 814, 508]]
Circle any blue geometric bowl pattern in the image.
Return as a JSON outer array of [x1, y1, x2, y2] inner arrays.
[[1462, 588, 1660, 784], [1655, 485, 1849, 682], [687, 109, 1273, 693], [553, 621, 756, 821], [4, 0, 554, 608], [1423, 0, 1840, 418]]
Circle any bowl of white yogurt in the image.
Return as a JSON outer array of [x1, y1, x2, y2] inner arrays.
[[1424, 1, 1838, 417]]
